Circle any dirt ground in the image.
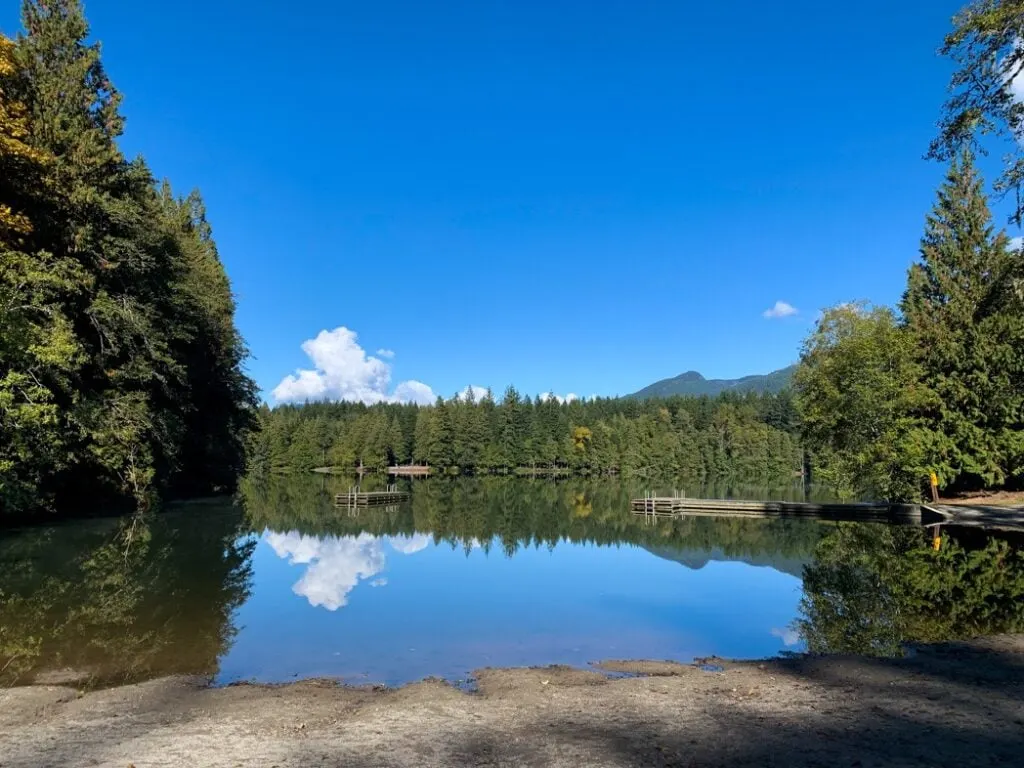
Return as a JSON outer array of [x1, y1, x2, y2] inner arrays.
[[1, 636, 1022, 768], [941, 489, 1024, 507]]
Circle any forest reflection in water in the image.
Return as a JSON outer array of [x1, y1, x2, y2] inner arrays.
[[1, 476, 1022, 688]]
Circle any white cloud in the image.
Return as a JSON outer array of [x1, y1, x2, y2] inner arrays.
[[539, 392, 579, 404], [763, 301, 799, 319], [266, 530, 434, 610], [771, 627, 801, 647], [1010, 236, 1023, 252], [1003, 46, 1024, 144], [1012, 74, 1024, 106], [393, 380, 436, 404], [266, 531, 387, 611], [271, 327, 436, 405], [387, 534, 432, 555], [271, 326, 595, 409], [1006, 46, 1024, 113], [458, 385, 491, 403]]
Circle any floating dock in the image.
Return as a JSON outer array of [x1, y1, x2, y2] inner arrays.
[[630, 495, 931, 525], [334, 486, 410, 507], [926, 504, 1024, 533], [631, 495, 1024, 532], [388, 465, 433, 476]]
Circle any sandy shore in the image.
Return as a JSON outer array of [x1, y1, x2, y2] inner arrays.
[[1, 636, 1022, 768]]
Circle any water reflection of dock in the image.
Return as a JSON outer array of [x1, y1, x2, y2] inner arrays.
[[334, 486, 410, 508], [630, 495, 1024, 532], [630, 496, 926, 525]]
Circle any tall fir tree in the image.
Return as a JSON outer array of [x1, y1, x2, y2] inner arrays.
[[454, 391, 488, 469], [1, 2, 255, 516], [13, 0, 180, 506], [901, 150, 1024, 490], [0, 33, 83, 511], [498, 386, 526, 469], [424, 397, 454, 468], [412, 408, 432, 465], [156, 187, 255, 493]]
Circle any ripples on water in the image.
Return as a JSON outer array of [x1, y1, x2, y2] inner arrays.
[[1, 477, 1021, 689]]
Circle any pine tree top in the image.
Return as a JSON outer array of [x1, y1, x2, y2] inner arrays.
[[902, 149, 1011, 330]]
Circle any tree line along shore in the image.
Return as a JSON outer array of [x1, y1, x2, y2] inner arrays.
[[3, 0, 1024, 520]]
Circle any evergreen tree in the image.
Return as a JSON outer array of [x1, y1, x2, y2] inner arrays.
[[424, 397, 453, 468], [393, 404, 417, 464], [0, 34, 81, 512], [383, 416, 403, 467], [412, 408, 432, 465], [478, 389, 502, 471], [498, 387, 527, 469], [158, 188, 256, 493], [16, 1, 179, 505], [253, 387, 802, 485], [531, 397, 559, 467], [901, 151, 1024, 490], [454, 392, 488, 470], [1, 2, 255, 516], [287, 420, 319, 472]]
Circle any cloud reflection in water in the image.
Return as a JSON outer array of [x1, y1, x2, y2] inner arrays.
[[265, 532, 433, 610]]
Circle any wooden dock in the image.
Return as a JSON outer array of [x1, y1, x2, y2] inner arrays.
[[630, 495, 931, 525], [334, 486, 410, 507], [925, 504, 1024, 533], [388, 465, 432, 476], [631, 495, 1024, 532]]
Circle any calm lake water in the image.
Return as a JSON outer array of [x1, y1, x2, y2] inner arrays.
[[2, 477, 1021, 689]]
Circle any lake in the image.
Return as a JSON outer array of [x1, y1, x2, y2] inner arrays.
[[2, 477, 1022, 689]]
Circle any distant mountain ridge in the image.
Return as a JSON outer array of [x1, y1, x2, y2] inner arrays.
[[643, 545, 809, 579], [627, 365, 796, 400]]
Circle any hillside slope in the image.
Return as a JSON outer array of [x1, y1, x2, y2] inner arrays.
[[628, 365, 796, 400]]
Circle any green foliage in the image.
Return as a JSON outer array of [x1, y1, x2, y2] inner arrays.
[[792, 8, 1024, 501], [249, 390, 803, 486], [240, 474, 825, 563], [800, 522, 1024, 655], [930, 0, 1024, 225], [0, 507, 254, 687], [0, 2, 254, 517], [795, 304, 936, 501], [797, 152, 1024, 500], [901, 151, 1024, 490]]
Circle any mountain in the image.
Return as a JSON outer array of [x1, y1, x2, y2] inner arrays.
[[643, 545, 809, 579], [627, 365, 796, 400]]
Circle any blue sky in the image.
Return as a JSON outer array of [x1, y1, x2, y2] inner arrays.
[[4, 0, 996, 403]]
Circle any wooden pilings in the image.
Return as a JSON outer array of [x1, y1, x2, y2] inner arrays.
[[334, 485, 411, 507]]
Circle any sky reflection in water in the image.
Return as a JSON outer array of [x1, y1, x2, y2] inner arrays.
[[219, 527, 804, 686], [5, 479, 1020, 690]]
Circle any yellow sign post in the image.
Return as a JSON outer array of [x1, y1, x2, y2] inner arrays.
[[929, 472, 939, 503]]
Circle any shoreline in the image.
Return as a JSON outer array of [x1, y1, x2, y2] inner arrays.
[[3, 636, 1022, 767]]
